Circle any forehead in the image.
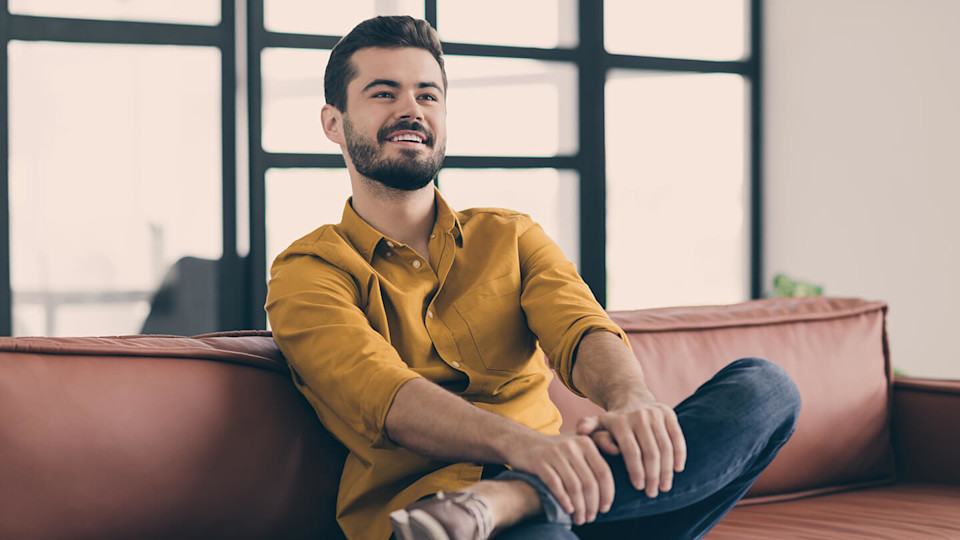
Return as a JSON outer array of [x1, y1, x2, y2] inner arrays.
[[348, 47, 444, 92]]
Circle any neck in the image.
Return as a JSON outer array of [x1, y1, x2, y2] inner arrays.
[[350, 176, 437, 251]]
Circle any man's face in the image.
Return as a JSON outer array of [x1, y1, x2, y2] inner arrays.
[[339, 47, 447, 192]]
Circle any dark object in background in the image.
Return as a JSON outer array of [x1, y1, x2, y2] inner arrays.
[[141, 256, 218, 335]]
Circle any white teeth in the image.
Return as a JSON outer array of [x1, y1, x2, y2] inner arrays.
[[390, 134, 424, 143]]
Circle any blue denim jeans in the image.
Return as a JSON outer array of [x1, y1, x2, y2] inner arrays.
[[492, 357, 801, 540]]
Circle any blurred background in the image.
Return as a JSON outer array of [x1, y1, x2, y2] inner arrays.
[[1, 1, 957, 379]]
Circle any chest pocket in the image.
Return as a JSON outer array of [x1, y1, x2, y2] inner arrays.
[[453, 273, 536, 373]]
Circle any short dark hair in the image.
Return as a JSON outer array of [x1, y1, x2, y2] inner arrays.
[[324, 16, 447, 112]]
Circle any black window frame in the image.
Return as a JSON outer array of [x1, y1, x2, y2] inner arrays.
[[244, 0, 763, 329], [0, 0, 762, 335], [0, 0, 243, 335]]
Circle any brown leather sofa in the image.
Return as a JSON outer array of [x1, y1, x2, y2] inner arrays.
[[1, 297, 957, 539]]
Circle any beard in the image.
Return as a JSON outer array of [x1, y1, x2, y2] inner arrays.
[[343, 117, 445, 192]]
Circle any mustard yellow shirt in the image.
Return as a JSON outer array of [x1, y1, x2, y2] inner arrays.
[[265, 189, 627, 540]]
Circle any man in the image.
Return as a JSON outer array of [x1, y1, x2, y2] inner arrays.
[[266, 16, 800, 540]]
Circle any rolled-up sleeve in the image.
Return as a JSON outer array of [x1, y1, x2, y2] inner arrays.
[[518, 219, 630, 397], [266, 250, 422, 449]]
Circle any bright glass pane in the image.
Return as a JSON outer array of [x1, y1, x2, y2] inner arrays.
[[605, 0, 748, 61], [261, 48, 340, 154], [263, 52, 578, 157], [12, 304, 45, 338], [445, 56, 577, 156], [605, 71, 748, 310], [9, 42, 221, 336], [438, 0, 577, 48], [439, 169, 579, 267], [265, 168, 353, 276], [57, 303, 153, 337], [265, 0, 423, 35], [9, 0, 219, 25]]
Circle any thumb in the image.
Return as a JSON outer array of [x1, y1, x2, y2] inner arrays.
[[576, 416, 601, 435]]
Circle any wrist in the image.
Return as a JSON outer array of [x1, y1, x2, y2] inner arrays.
[[496, 426, 547, 466], [604, 387, 657, 412]]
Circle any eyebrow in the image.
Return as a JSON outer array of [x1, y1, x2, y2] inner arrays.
[[361, 79, 444, 94]]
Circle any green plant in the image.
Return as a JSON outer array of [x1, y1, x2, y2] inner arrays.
[[771, 274, 824, 298]]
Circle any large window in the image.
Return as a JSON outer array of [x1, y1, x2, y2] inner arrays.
[[0, 0, 240, 336], [249, 0, 758, 327], [9, 0, 221, 25], [603, 0, 753, 310], [605, 71, 748, 310], [0, 1, 760, 335], [9, 42, 222, 336], [247, 0, 589, 329]]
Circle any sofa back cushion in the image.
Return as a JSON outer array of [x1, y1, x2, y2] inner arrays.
[[548, 297, 893, 501], [0, 332, 346, 540]]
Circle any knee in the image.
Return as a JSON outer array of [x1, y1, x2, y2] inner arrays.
[[726, 357, 802, 436]]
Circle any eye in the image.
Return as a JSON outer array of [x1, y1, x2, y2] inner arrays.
[[372, 91, 394, 98], [419, 93, 439, 102]]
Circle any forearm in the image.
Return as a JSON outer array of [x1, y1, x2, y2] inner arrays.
[[384, 377, 542, 463], [571, 330, 655, 410], [387, 377, 622, 525]]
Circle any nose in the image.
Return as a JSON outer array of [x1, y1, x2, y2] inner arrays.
[[395, 91, 424, 122]]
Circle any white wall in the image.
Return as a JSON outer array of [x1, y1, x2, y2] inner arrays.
[[764, 0, 960, 379]]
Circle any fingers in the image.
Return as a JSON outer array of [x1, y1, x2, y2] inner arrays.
[[524, 407, 686, 528], [539, 463, 574, 516], [581, 437, 616, 514], [647, 411, 674, 494], [604, 417, 645, 492], [566, 438, 600, 524], [549, 444, 587, 524], [591, 430, 620, 455], [665, 409, 687, 472], [632, 414, 662, 498], [538, 435, 613, 526], [580, 416, 622, 456], [601, 405, 684, 498], [576, 416, 601, 435]]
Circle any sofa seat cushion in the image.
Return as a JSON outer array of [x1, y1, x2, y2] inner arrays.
[[707, 484, 960, 539]]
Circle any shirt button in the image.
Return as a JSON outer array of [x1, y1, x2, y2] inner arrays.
[[412, 260, 422, 269], [430, 234, 436, 239], [427, 310, 434, 319], [386, 241, 395, 248], [385, 251, 393, 257], [452, 361, 461, 368]]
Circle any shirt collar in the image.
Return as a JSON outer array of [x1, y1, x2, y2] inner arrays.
[[338, 187, 463, 264], [433, 188, 464, 246]]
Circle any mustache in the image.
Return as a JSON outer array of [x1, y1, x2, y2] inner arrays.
[[377, 120, 435, 146]]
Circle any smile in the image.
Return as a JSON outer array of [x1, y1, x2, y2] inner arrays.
[[385, 130, 427, 145], [390, 134, 423, 143]]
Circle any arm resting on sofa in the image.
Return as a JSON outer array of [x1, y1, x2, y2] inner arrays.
[[892, 377, 960, 486]]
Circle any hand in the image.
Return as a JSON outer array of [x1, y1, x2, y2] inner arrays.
[[585, 428, 620, 456], [506, 432, 615, 526], [576, 395, 686, 499]]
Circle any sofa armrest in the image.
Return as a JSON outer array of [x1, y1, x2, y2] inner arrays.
[[892, 377, 960, 485]]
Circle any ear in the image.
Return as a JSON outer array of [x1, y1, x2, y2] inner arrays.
[[320, 104, 346, 145]]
